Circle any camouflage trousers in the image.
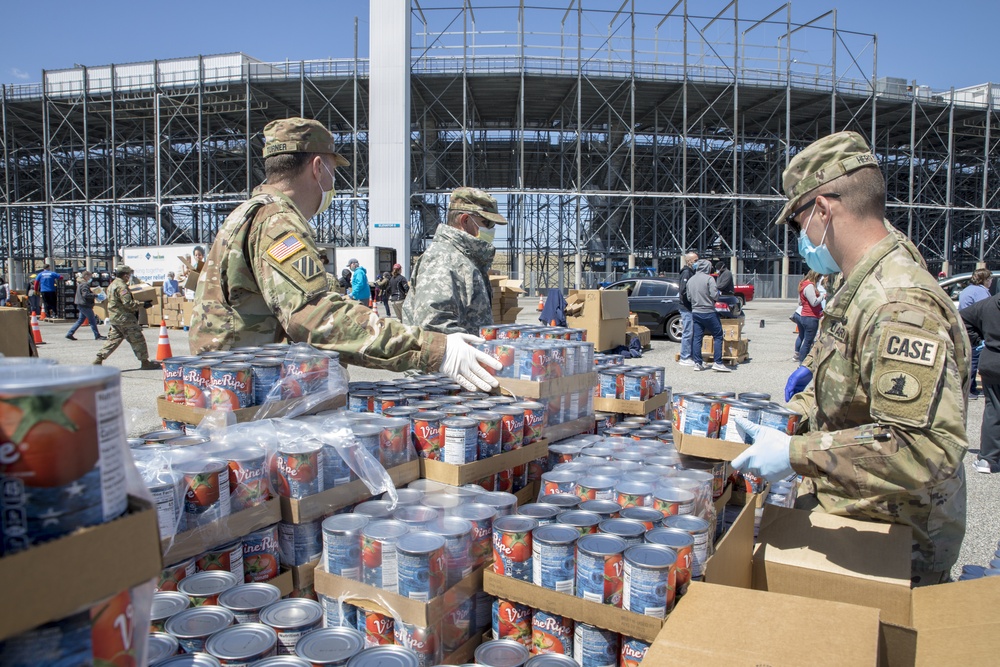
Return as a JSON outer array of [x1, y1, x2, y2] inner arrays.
[[96, 324, 148, 361]]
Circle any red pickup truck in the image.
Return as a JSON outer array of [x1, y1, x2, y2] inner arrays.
[[711, 273, 755, 306]]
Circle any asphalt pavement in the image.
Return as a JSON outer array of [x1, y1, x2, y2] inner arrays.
[[29, 297, 999, 579]]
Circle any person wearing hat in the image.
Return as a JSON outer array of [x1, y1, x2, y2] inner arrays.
[[93, 265, 160, 369], [731, 131, 970, 585], [402, 187, 506, 335], [189, 117, 499, 391], [387, 263, 409, 320], [346, 258, 370, 303]]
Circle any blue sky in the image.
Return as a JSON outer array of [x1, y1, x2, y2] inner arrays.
[[1, 1, 996, 91]]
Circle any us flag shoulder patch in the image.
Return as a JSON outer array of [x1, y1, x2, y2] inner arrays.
[[267, 234, 305, 263]]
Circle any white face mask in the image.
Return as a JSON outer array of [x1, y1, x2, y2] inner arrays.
[[316, 160, 337, 216], [477, 224, 496, 244]]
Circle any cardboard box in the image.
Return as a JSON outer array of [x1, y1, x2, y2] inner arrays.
[[0, 307, 35, 357], [420, 440, 548, 486], [315, 564, 486, 628], [483, 493, 759, 642], [566, 290, 629, 351], [156, 393, 346, 426], [0, 497, 162, 640], [162, 498, 282, 564], [271, 568, 294, 597], [720, 318, 744, 340], [907, 577, 1000, 666], [130, 284, 158, 303], [593, 391, 670, 416], [627, 313, 639, 327], [514, 482, 538, 506], [626, 325, 651, 349], [181, 301, 194, 327], [644, 581, 881, 666], [700, 337, 749, 359], [290, 560, 319, 592], [672, 426, 748, 461], [497, 372, 597, 400], [280, 461, 420, 524]]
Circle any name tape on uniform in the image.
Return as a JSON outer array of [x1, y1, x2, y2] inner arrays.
[[881, 331, 938, 367]]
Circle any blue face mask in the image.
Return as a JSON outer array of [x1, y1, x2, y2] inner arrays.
[[797, 206, 842, 274]]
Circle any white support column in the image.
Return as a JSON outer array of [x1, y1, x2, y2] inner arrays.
[[369, 0, 412, 274]]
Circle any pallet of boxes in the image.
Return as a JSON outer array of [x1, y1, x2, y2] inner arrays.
[[162, 295, 193, 330], [565, 289, 631, 353], [490, 276, 525, 324], [700, 318, 749, 365]]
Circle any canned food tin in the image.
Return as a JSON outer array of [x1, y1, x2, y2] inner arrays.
[[512, 401, 547, 444], [476, 638, 531, 666], [532, 524, 579, 594], [652, 485, 695, 517], [280, 349, 329, 398], [348, 389, 376, 413], [151, 590, 191, 632], [178, 570, 240, 606], [205, 622, 278, 665], [495, 406, 526, 452], [278, 519, 323, 567], [538, 494, 581, 511], [451, 503, 497, 569], [183, 360, 218, 408], [441, 597, 474, 653], [349, 423, 381, 462], [547, 442, 583, 468], [176, 458, 231, 529], [757, 405, 801, 435], [144, 467, 184, 540], [393, 621, 442, 666], [275, 442, 323, 499], [197, 538, 245, 578], [622, 372, 651, 401], [492, 599, 532, 647], [243, 524, 280, 583], [573, 622, 620, 667], [540, 470, 578, 497], [164, 355, 200, 403], [353, 500, 394, 519], [427, 517, 474, 587], [165, 606, 235, 654], [209, 363, 253, 410], [441, 416, 479, 465], [679, 395, 723, 438], [480, 490, 519, 517], [577, 500, 621, 520], [575, 476, 616, 502], [218, 582, 282, 624], [392, 505, 439, 529], [259, 599, 324, 655], [410, 410, 444, 460], [372, 393, 404, 416], [293, 627, 365, 666], [158, 557, 197, 592], [619, 506, 665, 531], [598, 368, 624, 399], [362, 520, 411, 592], [620, 636, 651, 667], [356, 609, 395, 647], [492, 516, 538, 581], [615, 481, 653, 508], [662, 515, 711, 579], [318, 595, 358, 629], [322, 514, 370, 580], [468, 410, 502, 459], [378, 417, 411, 468], [224, 446, 271, 512], [531, 610, 574, 656], [251, 359, 283, 407], [719, 400, 761, 442], [396, 531, 447, 600], [148, 631, 181, 664], [575, 533, 626, 606], [597, 518, 646, 547], [622, 544, 677, 617], [516, 503, 562, 526], [157, 654, 225, 666]]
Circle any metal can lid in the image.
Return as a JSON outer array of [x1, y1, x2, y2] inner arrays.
[[164, 606, 235, 639], [170, 435, 212, 448], [480, 491, 518, 509], [510, 401, 545, 410], [599, 518, 647, 539], [653, 485, 695, 504], [393, 506, 440, 525], [350, 423, 382, 437], [556, 510, 602, 528], [295, 627, 366, 663], [346, 644, 421, 667], [523, 652, 580, 666], [218, 582, 282, 612], [353, 501, 395, 519], [452, 502, 498, 522], [419, 493, 462, 511], [0, 364, 121, 393], [361, 519, 411, 541], [646, 526, 696, 549], [625, 543, 677, 569], [577, 475, 616, 490], [396, 530, 446, 555], [172, 457, 229, 477], [474, 639, 532, 666], [426, 516, 473, 539], [154, 654, 224, 666], [577, 533, 628, 557], [205, 623, 278, 660], [493, 515, 539, 534], [322, 513, 371, 535], [662, 514, 711, 533], [620, 507, 665, 522], [516, 503, 561, 520], [384, 488, 425, 504], [629, 471, 661, 485], [177, 570, 239, 597], [582, 499, 626, 516], [259, 598, 324, 629], [533, 524, 580, 545], [142, 429, 186, 443], [222, 445, 266, 462], [148, 632, 180, 663], [441, 416, 478, 428], [213, 362, 251, 371], [538, 494, 580, 509], [151, 591, 191, 621], [277, 440, 323, 455], [540, 470, 578, 483], [251, 657, 313, 667], [467, 409, 502, 420]]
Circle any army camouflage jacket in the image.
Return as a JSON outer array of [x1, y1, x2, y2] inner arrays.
[[189, 185, 447, 372], [107, 277, 141, 326], [401, 224, 495, 335], [787, 228, 970, 573]]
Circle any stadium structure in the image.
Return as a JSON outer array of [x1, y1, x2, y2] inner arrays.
[[1, 0, 998, 296]]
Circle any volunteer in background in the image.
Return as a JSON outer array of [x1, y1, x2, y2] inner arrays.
[[163, 271, 180, 297], [686, 259, 729, 372], [375, 270, 391, 316], [388, 264, 409, 320], [338, 268, 352, 295], [34, 264, 62, 316], [960, 291, 1000, 473], [0, 275, 8, 306], [958, 268, 992, 399], [189, 117, 499, 391], [347, 258, 370, 303], [93, 265, 160, 369], [714, 260, 735, 296], [402, 187, 504, 335], [66, 271, 105, 340], [676, 251, 699, 366], [733, 131, 970, 585], [794, 270, 823, 362]]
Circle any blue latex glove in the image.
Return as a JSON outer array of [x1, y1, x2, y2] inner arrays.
[[784, 365, 813, 402], [731, 417, 794, 482]]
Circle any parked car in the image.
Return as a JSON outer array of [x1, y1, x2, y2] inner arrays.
[[605, 278, 743, 342], [938, 272, 998, 309]]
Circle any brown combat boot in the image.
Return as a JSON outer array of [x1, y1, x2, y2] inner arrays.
[[140, 359, 161, 370]]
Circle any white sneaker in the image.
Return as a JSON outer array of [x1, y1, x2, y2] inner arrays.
[[694, 363, 709, 371], [677, 358, 696, 367], [712, 363, 731, 372], [974, 458, 994, 474]]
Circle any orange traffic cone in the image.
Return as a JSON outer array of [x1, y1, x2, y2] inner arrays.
[[39, 301, 46, 320], [156, 320, 173, 361], [30, 312, 44, 345], [537, 296, 545, 312]]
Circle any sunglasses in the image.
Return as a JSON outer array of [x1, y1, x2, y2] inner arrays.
[[786, 193, 841, 234], [470, 213, 495, 229]]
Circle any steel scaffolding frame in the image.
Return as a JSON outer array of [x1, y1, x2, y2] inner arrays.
[[2, 0, 998, 293]]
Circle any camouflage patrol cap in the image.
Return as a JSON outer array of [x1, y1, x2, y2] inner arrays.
[[777, 131, 879, 224], [262, 117, 350, 166], [116, 265, 133, 276], [448, 187, 508, 225]]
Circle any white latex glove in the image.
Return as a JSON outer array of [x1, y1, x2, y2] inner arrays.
[[731, 417, 794, 482], [440, 333, 502, 392]]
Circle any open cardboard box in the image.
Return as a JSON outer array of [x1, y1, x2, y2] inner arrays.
[[565, 289, 629, 351], [672, 426, 748, 461], [644, 580, 881, 666], [0, 307, 35, 357], [280, 460, 420, 524], [593, 391, 670, 416], [497, 372, 597, 400], [420, 440, 548, 486], [156, 393, 346, 426], [0, 496, 162, 640], [484, 491, 759, 642], [162, 498, 281, 564]]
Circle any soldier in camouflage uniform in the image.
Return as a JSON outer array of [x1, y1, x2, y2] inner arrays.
[[733, 132, 970, 583], [401, 187, 506, 335], [190, 118, 499, 390], [93, 265, 160, 369]]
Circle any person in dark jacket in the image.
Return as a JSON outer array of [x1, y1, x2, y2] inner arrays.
[[338, 268, 353, 295], [388, 264, 410, 320], [677, 252, 698, 366], [715, 261, 735, 296], [375, 270, 392, 316], [961, 293, 1000, 473], [66, 270, 106, 340]]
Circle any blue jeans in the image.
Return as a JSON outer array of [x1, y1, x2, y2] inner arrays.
[[797, 316, 820, 362], [68, 306, 101, 338], [693, 311, 723, 365], [679, 308, 694, 360], [971, 344, 982, 394]]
